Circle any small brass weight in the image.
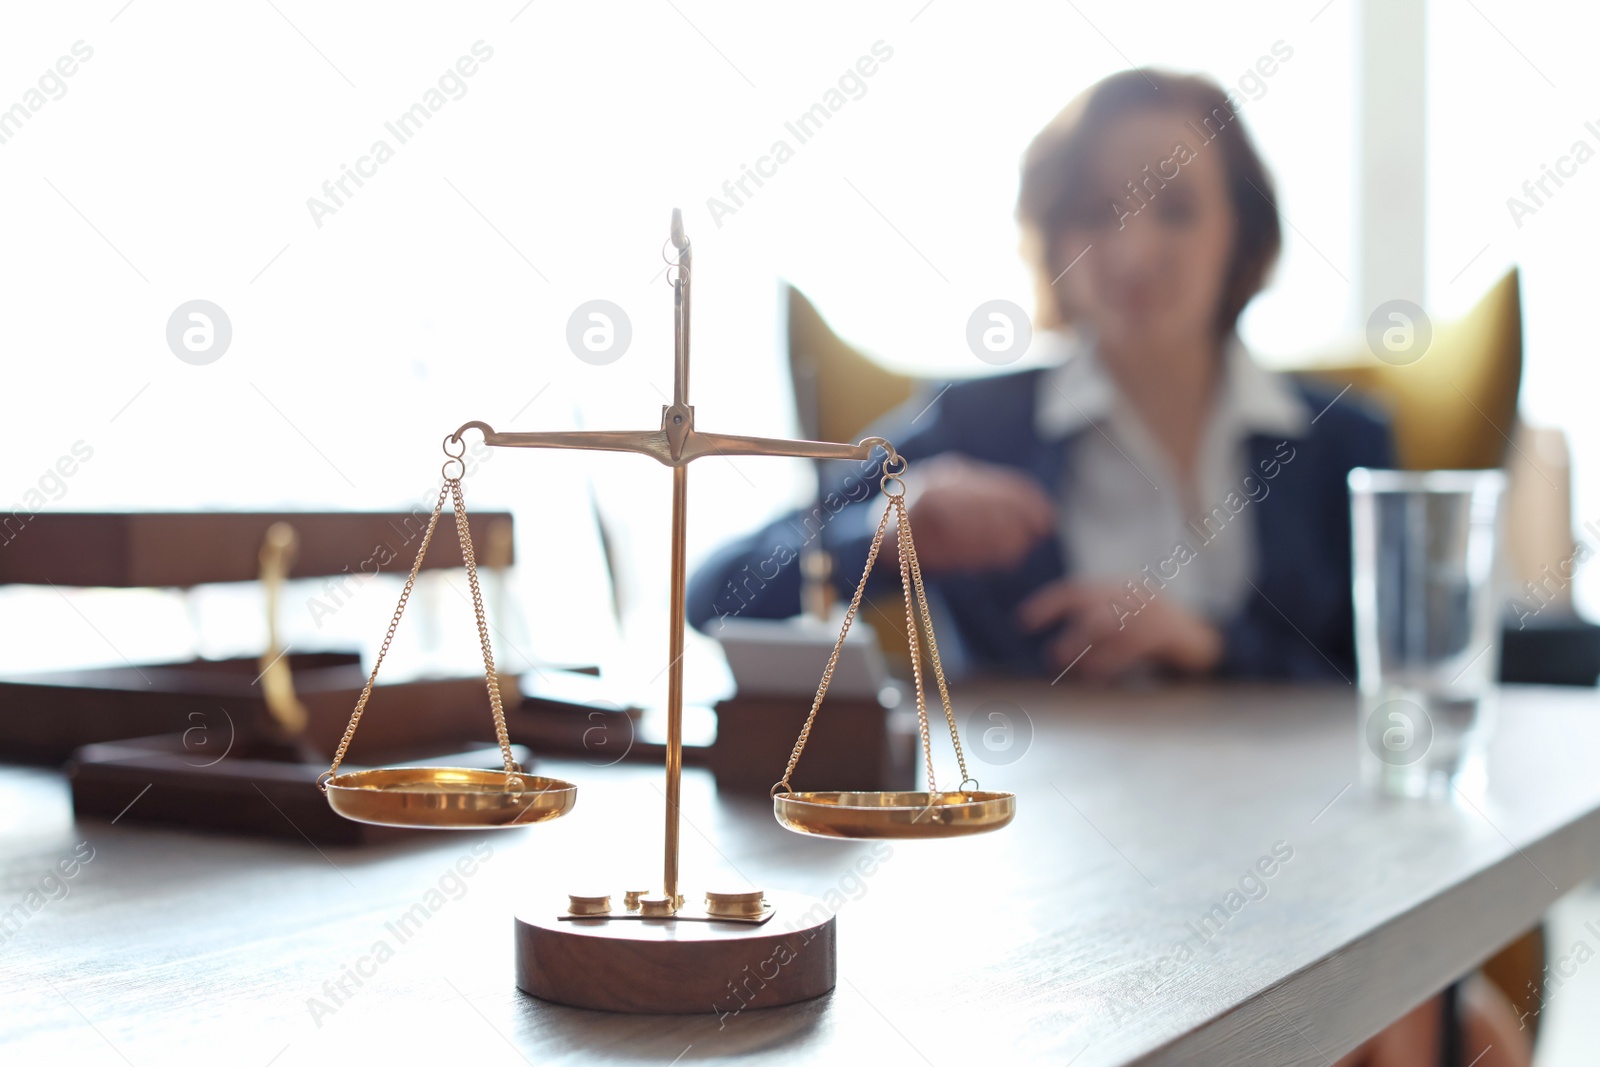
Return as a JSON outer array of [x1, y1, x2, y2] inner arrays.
[[322, 211, 1011, 1014]]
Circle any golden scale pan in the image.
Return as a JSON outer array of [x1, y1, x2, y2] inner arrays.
[[318, 451, 577, 830], [319, 212, 1012, 844], [769, 455, 1015, 839]]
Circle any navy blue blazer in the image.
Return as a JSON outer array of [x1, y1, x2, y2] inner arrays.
[[687, 369, 1394, 681]]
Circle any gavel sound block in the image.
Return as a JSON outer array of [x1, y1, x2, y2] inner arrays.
[[708, 688, 916, 794]]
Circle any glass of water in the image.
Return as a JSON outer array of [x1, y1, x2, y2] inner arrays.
[[1349, 468, 1506, 798]]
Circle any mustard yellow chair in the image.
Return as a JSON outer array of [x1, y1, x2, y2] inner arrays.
[[1297, 270, 1522, 470], [786, 285, 914, 446]]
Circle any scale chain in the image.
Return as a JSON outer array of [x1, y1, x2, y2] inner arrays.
[[450, 478, 520, 781], [898, 493, 972, 788], [770, 493, 895, 796], [894, 493, 939, 794], [322, 445, 520, 789], [771, 453, 974, 798]]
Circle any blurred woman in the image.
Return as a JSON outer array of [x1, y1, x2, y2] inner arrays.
[[690, 70, 1388, 684]]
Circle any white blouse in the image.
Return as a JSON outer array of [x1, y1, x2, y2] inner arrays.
[[1033, 331, 1310, 622]]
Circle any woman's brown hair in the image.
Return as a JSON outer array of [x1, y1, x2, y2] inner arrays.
[[1017, 69, 1281, 338]]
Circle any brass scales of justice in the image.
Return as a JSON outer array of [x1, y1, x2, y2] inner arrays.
[[317, 210, 1015, 1013]]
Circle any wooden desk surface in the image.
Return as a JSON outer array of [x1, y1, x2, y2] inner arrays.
[[3, 682, 1597, 1066]]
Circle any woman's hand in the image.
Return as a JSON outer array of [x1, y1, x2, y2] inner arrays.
[[899, 454, 1056, 573], [1017, 580, 1223, 681]]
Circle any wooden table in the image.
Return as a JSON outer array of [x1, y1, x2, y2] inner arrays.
[[3, 682, 1597, 1065]]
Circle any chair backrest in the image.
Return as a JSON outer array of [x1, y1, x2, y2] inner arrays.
[[1294, 269, 1522, 470], [786, 285, 913, 445]]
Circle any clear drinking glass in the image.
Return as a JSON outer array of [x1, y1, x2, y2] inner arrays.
[[1349, 468, 1506, 798]]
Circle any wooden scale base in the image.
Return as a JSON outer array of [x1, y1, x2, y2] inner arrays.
[[514, 890, 836, 1014]]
